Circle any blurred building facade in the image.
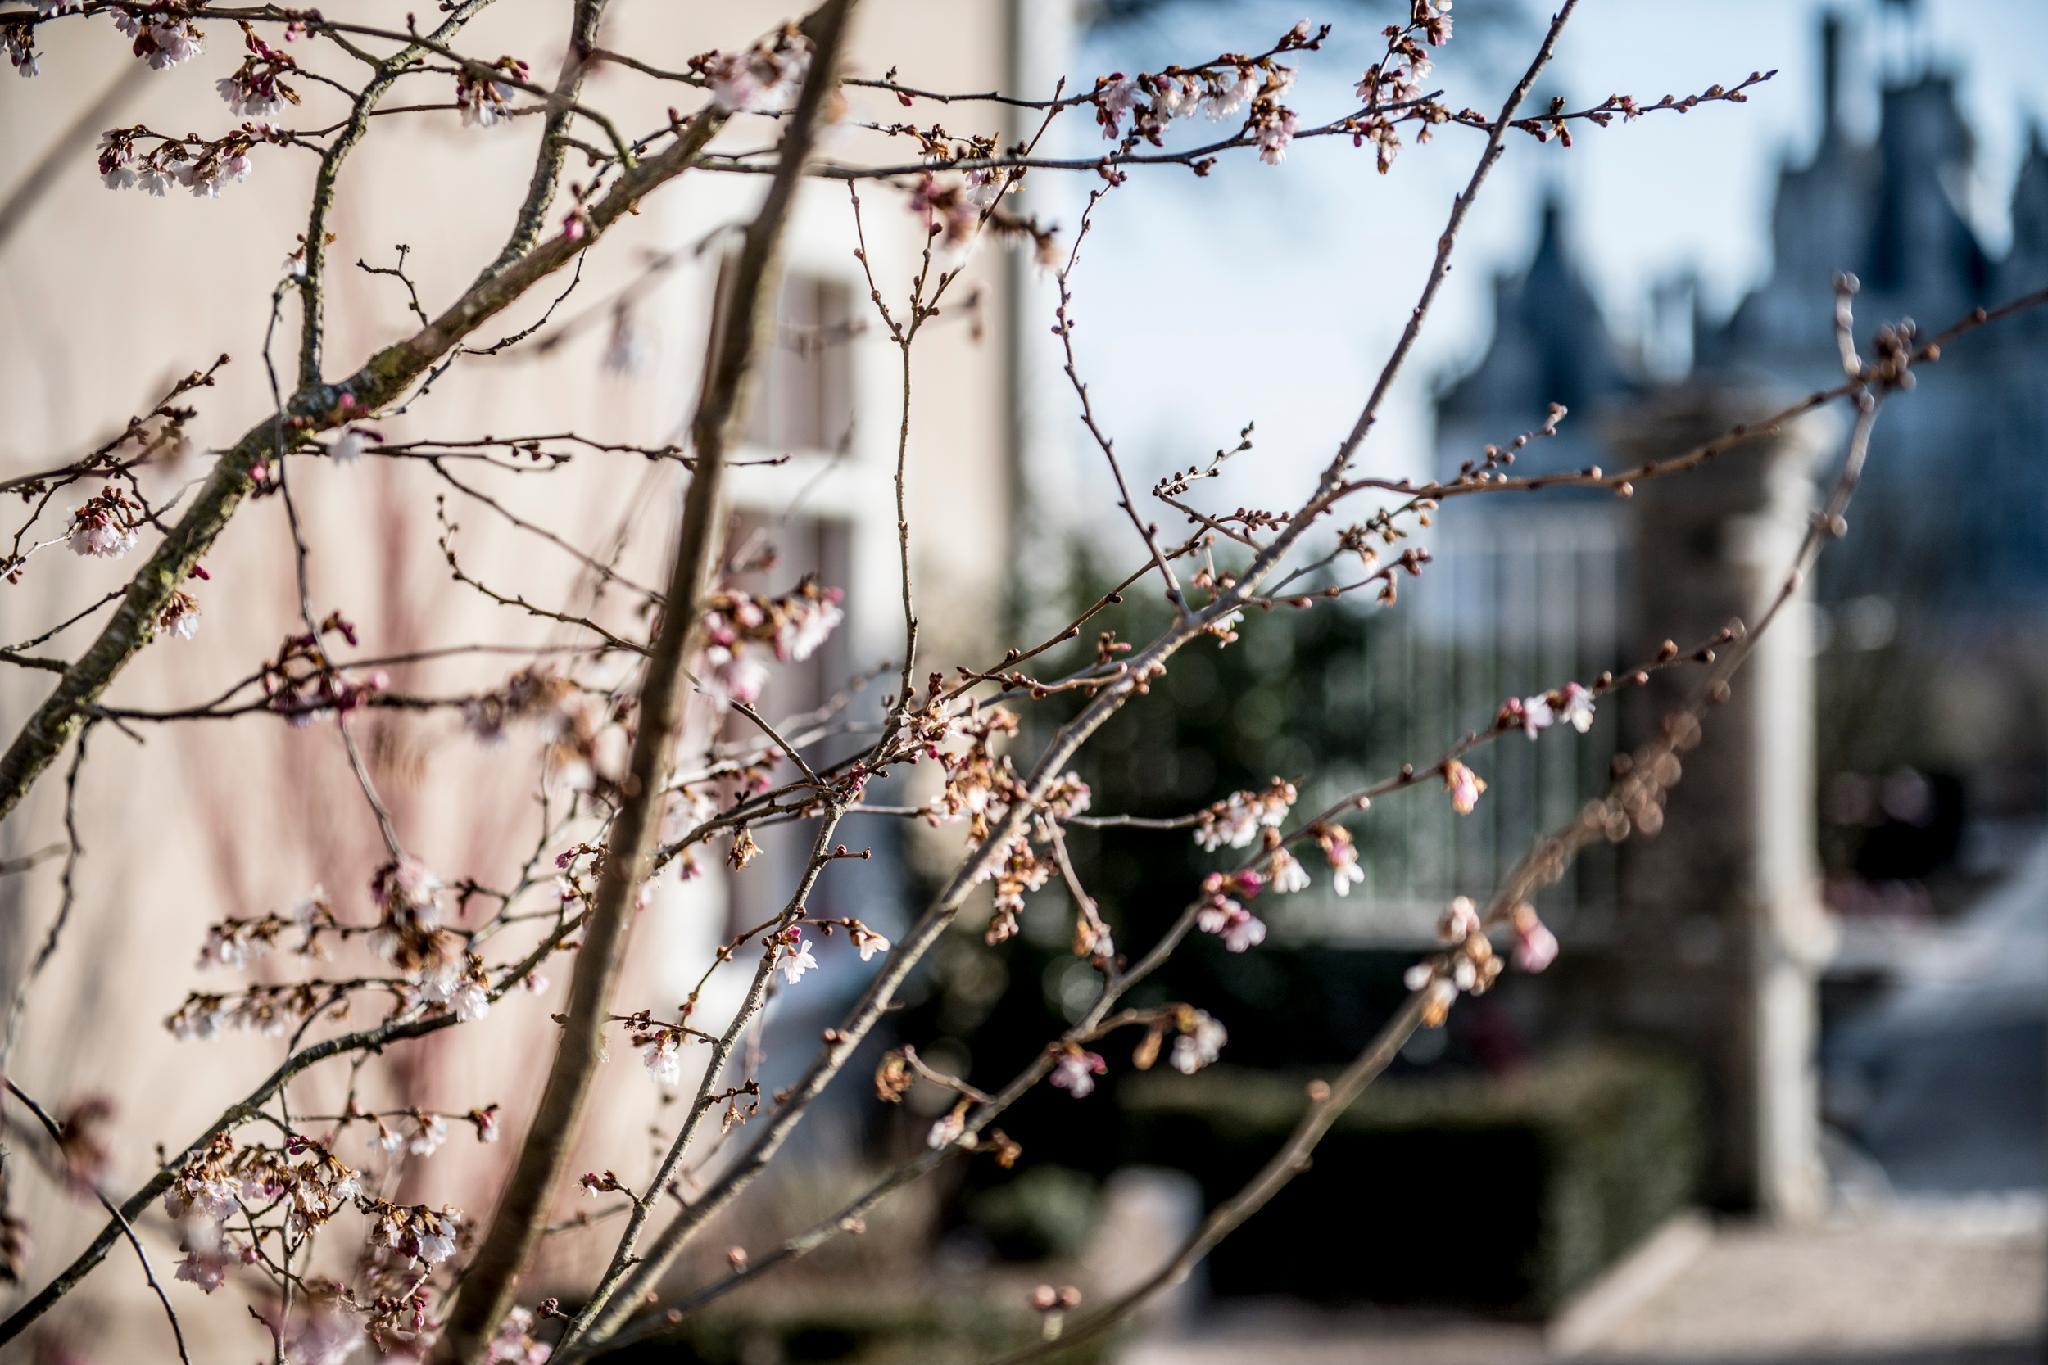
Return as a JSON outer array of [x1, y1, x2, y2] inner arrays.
[[0, 2, 1061, 1355]]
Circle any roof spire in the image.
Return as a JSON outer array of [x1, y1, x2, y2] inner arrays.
[[1820, 11, 1844, 141]]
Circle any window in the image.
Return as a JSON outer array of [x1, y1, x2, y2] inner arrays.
[[708, 262, 856, 455]]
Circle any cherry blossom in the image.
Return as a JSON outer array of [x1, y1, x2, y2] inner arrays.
[[451, 975, 491, 1023], [119, 14, 204, 71], [1193, 779, 1297, 852], [281, 1297, 364, 1365], [371, 1203, 461, 1266], [926, 1107, 967, 1150], [1419, 0, 1454, 47], [1443, 759, 1487, 814], [774, 926, 819, 985], [1268, 847, 1311, 894], [1200, 65, 1259, 121], [1317, 823, 1365, 896], [1171, 1011, 1228, 1075], [1094, 73, 1139, 138], [486, 1306, 553, 1365], [155, 589, 201, 641], [5, 28, 38, 77], [455, 60, 525, 128], [1519, 682, 1595, 739], [1256, 106, 1300, 165], [330, 426, 373, 463], [1512, 902, 1560, 973], [1557, 682, 1597, 733], [852, 925, 891, 962], [1437, 895, 1481, 943], [406, 1114, 449, 1159], [1050, 1048, 1107, 1098], [704, 32, 811, 113], [640, 1034, 683, 1089], [1195, 887, 1268, 953], [67, 488, 140, 558], [174, 1249, 228, 1294]]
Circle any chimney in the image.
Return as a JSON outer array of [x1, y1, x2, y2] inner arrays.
[[1819, 12, 1843, 141]]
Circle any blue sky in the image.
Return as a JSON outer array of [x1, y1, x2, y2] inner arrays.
[[1050, 0, 2048, 504]]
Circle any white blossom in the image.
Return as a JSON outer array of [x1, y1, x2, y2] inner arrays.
[[1171, 1012, 1227, 1074], [1201, 66, 1259, 120], [1558, 682, 1596, 734], [407, 1114, 448, 1158], [413, 1209, 458, 1264], [1269, 849, 1311, 894], [775, 927, 818, 985], [1050, 1050, 1106, 1098], [1257, 107, 1299, 165], [641, 1035, 682, 1088], [927, 1109, 965, 1150]]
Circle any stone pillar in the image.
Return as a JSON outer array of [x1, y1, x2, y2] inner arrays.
[[1604, 385, 1837, 1219]]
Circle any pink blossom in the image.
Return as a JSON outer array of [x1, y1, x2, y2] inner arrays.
[[175, 1250, 228, 1294], [1196, 896, 1267, 953], [1513, 903, 1559, 973], [1443, 760, 1486, 815], [1050, 1049, 1107, 1098]]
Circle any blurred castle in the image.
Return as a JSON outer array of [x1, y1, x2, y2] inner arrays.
[[1434, 5, 2048, 865]]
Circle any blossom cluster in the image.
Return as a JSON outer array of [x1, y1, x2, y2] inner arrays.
[[368, 1201, 461, 1266], [919, 703, 1095, 943], [1507, 681, 1597, 738], [66, 485, 141, 559], [1091, 20, 1324, 162], [1170, 1009, 1228, 1074], [164, 1132, 367, 1294], [368, 856, 494, 1020], [194, 887, 331, 970], [1196, 870, 1269, 952], [168, 981, 325, 1040], [217, 27, 299, 117], [1192, 778, 1297, 852], [699, 577, 846, 710], [908, 169, 1004, 265], [154, 587, 202, 641], [697, 26, 813, 113], [113, 5, 205, 71], [1403, 892, 1558, 1028], [5, 25, 37, 78], [1050, 1046, 1107, 1098], [99, 126, 258, 199], [259, 613, 388, 723], [456, 56, 528, 129], [1132, 1005, 1230, 1078], [462, 664, 622, 792]]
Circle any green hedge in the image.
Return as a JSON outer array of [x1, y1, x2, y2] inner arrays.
[[1120, 1046, 1701, 1315], [594, 1295, 1114, 1364]]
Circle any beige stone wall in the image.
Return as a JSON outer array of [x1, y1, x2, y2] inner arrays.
[[0, 2, 1029, 1353]]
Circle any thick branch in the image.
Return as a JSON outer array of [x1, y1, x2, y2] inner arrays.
[[428, 5, 856, 1358]]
